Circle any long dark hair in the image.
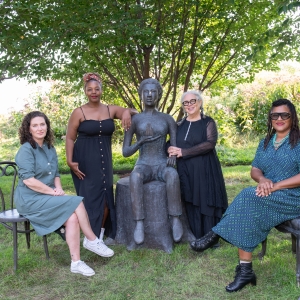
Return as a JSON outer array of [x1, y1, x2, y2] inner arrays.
[[264, 99, 300, 149], [19, 111, 55, 149]]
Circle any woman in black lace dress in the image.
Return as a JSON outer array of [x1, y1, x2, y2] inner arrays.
[[168, 90, 228, 239]]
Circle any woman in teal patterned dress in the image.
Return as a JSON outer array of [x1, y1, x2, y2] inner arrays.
[[190, 99, 300, 292]]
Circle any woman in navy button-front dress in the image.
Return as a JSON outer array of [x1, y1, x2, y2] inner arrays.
[[66, 72, 137, 255]]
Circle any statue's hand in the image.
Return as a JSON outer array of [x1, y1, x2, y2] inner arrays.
[[139, 134, 161, 145], [167, 155, 177, 168]]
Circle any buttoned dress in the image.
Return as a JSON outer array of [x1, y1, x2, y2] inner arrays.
[[71, 117, 116, 239], [14, 142, 83, 236], [213, 138, 300, 252]]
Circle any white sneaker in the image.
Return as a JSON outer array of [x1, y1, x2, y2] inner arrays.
[[83, 237, 114, 258], [70, 260, 95, 276]]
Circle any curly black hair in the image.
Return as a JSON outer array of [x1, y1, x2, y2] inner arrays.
[[18, 111, 55, 149], [264, 99, 300, 149]]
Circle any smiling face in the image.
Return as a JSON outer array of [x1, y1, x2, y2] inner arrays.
[[141, 83, 159, 107], [182, 93, 202, 117], [271, 105, 292, 136], [84, 80, 102, 103], [29, 116, 47, 144]]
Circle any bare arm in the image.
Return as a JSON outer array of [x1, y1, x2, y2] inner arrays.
[[109, 105, 138, 130], [53, 177, 65, 195], [23, 177, 56, 196], [251, 166, 300, 197], [251, 167, 269, 183], [251, 166, 274, 197], [272, 173, 300, 191], [65, 108, 85, 180]]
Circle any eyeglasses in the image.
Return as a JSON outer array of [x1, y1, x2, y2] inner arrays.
[[270, 112, 291, 120], [182, 99, 197, 106]]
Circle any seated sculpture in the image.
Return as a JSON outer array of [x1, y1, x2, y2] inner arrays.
[[122, 78, 183, 245]]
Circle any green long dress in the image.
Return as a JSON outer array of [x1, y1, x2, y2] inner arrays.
[[14, 142, 83, 236]]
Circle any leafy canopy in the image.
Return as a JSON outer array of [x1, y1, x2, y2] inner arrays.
[[1, 0, 300, 117]]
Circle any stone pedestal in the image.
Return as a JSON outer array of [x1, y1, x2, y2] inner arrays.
[[115, 176, 195, 253]]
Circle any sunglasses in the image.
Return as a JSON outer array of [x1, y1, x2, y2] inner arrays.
[[182, 99, 197, 106], [270, 112, 291, 120]]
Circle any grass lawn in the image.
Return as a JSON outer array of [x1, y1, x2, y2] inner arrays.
[[1, 166, 300, 299]]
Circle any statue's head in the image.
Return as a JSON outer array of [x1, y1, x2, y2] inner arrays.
[[138, 78, 163, 107]]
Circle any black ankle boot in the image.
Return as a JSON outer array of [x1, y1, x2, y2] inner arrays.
[[225, 262, 257, 292], [190, 231, 219, 252]]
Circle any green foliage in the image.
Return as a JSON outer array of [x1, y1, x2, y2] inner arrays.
[[1, 0, 300, 115], [216, 144, 257, 166], [1, 170, 300, 299], [204, 97, 238, 146], [205, 65, 300, 140], [1, 83, 86, 139], [32, 84, 85, 137], [0, 133, 255, 172], [112, 151, 138, 172], [234, 81, 300, 135], [1, 65, 300, 171]]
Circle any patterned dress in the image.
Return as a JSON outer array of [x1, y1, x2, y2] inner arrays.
[[213, 138, 300, 252]]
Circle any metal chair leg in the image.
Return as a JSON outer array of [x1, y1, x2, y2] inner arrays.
[[12, 222, 18, 272], [296, 235, 300, 287], [292, 234, 296, 254], [43, 235, 50, 259], [258, 238, 267, 261], [25, 220, 31, 249]]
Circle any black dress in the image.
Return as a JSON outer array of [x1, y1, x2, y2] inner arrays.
[[71, 107, 116, 239], [176, 116, 228, 239]]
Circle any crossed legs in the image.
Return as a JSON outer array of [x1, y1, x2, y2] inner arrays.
[[64, 201, 97, 261]]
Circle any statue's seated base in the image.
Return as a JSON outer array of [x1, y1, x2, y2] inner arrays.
[[115, 176, 195, 253]]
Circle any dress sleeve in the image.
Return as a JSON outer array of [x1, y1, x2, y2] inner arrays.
[[251, 139, 264, 169], [181, 119, 218, 159], [53, 147, 60, 178], [15, 144, 36, 180]]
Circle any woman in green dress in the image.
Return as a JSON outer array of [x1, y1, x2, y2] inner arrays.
[[15, 111, 113, 277], [190, 99, 300, 292]]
